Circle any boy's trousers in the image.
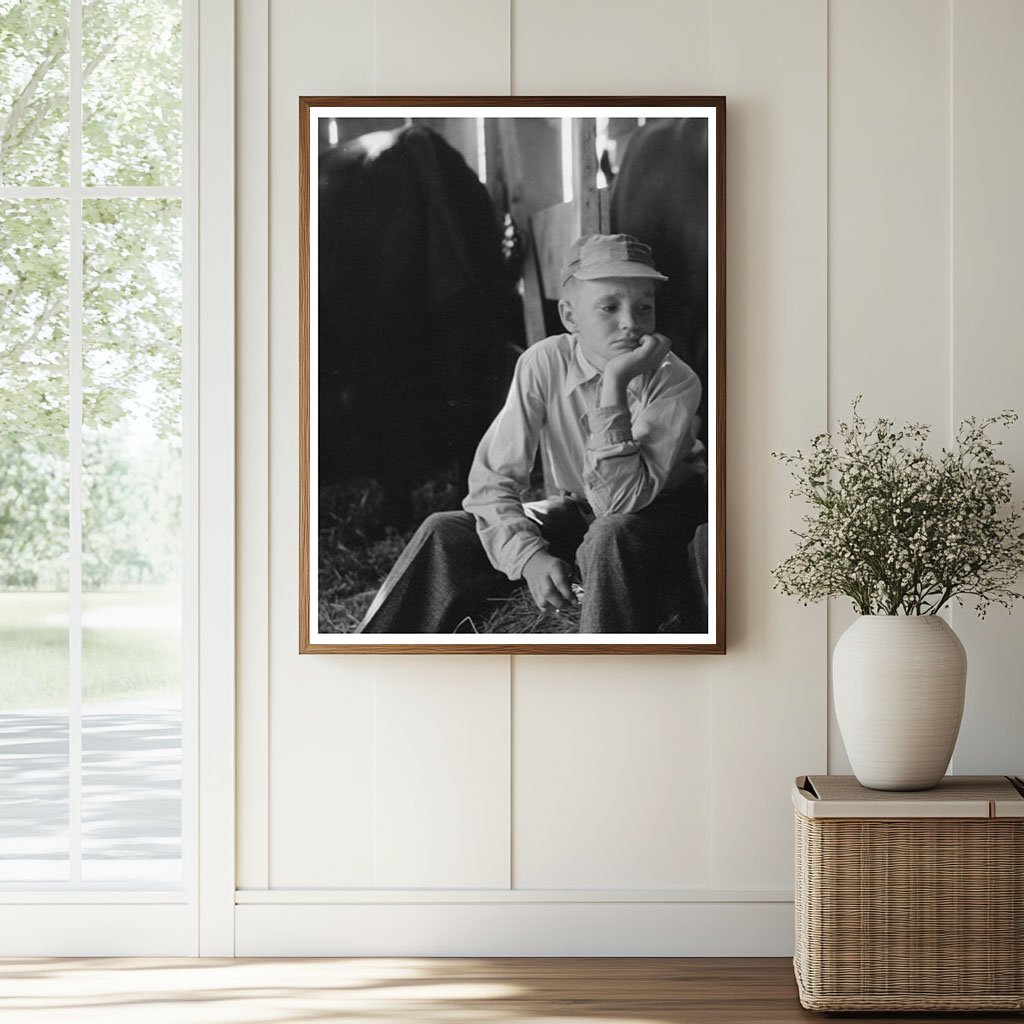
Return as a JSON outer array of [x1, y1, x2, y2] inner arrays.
[[356, 483, 707, 635]]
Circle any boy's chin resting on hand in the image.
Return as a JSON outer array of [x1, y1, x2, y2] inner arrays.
[[600, 332, 673, 406], [522, 549, 578, 612]]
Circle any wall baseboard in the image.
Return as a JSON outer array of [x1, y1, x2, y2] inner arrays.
[[235, 900, 795, 956], [235, 887, 792, 904]]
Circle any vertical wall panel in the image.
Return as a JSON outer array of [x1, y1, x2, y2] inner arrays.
[[709, 0, 828, 889], [827, 0, 951, 773], [829, 0, 950, 424], [950, 0, 1024, 777], [514, 658, 713, 889], [375, 659, 510, 887], [267, 0, 378, 887], [270, 667, 378, 885], [513, 0, 711, 94], [509, 0, 719, 894], [265, 0, 514, 891], [370, 0, 516, 884], [375, 0, 510, 94]]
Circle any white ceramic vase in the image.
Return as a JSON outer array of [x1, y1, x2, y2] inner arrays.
[[833, 615, 967, 791]]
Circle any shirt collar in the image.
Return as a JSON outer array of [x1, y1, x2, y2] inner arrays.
[[562, 335, 649, 399], [563, 335, 602, 396]]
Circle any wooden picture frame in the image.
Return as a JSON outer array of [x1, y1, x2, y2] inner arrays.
[[300, 97, 725, 653]]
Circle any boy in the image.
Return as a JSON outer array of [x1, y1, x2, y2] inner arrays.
[[358, 233, 706, 634]]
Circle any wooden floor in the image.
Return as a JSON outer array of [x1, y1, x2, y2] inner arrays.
[[0, 957, 1020, 1023]]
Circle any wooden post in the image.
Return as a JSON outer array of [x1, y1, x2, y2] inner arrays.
[[571, 119, 602, 236], [496, 119, 560, 347]]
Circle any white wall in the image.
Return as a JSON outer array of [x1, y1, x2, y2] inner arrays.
[[234, 0, 1024, 955]]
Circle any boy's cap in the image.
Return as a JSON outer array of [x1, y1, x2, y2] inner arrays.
[[560, 233, 668, 288]]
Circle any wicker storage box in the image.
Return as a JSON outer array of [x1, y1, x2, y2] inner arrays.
[[793, 774, 1024, 1012]]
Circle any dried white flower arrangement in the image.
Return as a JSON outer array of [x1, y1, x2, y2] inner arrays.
[[772, 400, 1024, 616]]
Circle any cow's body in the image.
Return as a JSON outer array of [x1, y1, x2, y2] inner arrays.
[[610, 118, 709, 443], [317, 125, 511, 525]]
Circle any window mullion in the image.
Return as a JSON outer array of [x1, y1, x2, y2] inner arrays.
[[68, 0, 84, 886]]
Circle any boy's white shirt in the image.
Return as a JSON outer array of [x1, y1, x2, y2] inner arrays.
[[463, 332, 705, 580]]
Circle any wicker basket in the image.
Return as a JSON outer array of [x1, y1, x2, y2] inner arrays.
[[793, 775, 1024, 1012]]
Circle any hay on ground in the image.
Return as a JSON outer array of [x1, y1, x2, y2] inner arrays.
[[473, 587, 580, 634]]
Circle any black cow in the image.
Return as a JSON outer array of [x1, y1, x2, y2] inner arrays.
[[610, 118, 709, 445], [317, 124, 511, 526]]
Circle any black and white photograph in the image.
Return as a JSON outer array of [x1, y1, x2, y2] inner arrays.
[[300, 99, 725, 653]]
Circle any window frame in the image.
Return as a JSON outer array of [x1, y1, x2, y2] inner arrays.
[[0, 0, 235, 956]]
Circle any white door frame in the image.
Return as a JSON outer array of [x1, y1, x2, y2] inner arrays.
[[0, 0, 235, 956], [197, 0, 237, 957]]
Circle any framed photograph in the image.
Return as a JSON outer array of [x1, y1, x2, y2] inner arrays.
[[300, 97, 725, 653]]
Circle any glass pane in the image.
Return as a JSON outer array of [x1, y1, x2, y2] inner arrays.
[[81, 651, 181, 883], [82, 0, 181, 186], [81, 198, 181, 883], [0, 0, 70, 186], [0, 199, 70, 880]]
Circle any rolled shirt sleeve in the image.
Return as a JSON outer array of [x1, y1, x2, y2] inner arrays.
[[581, 367, 703, 516]]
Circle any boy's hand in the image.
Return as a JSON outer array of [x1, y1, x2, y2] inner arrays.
[[601, 332, 672, 406], [522, 550, 577, 612]]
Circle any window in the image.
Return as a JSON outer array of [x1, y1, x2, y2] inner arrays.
[[1, 0, 192, 890]]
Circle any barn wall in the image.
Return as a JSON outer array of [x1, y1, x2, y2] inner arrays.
[[234, 0, 1024, 954]]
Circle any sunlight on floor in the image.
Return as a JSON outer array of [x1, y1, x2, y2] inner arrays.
[[0, 958, 671, 1024]]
